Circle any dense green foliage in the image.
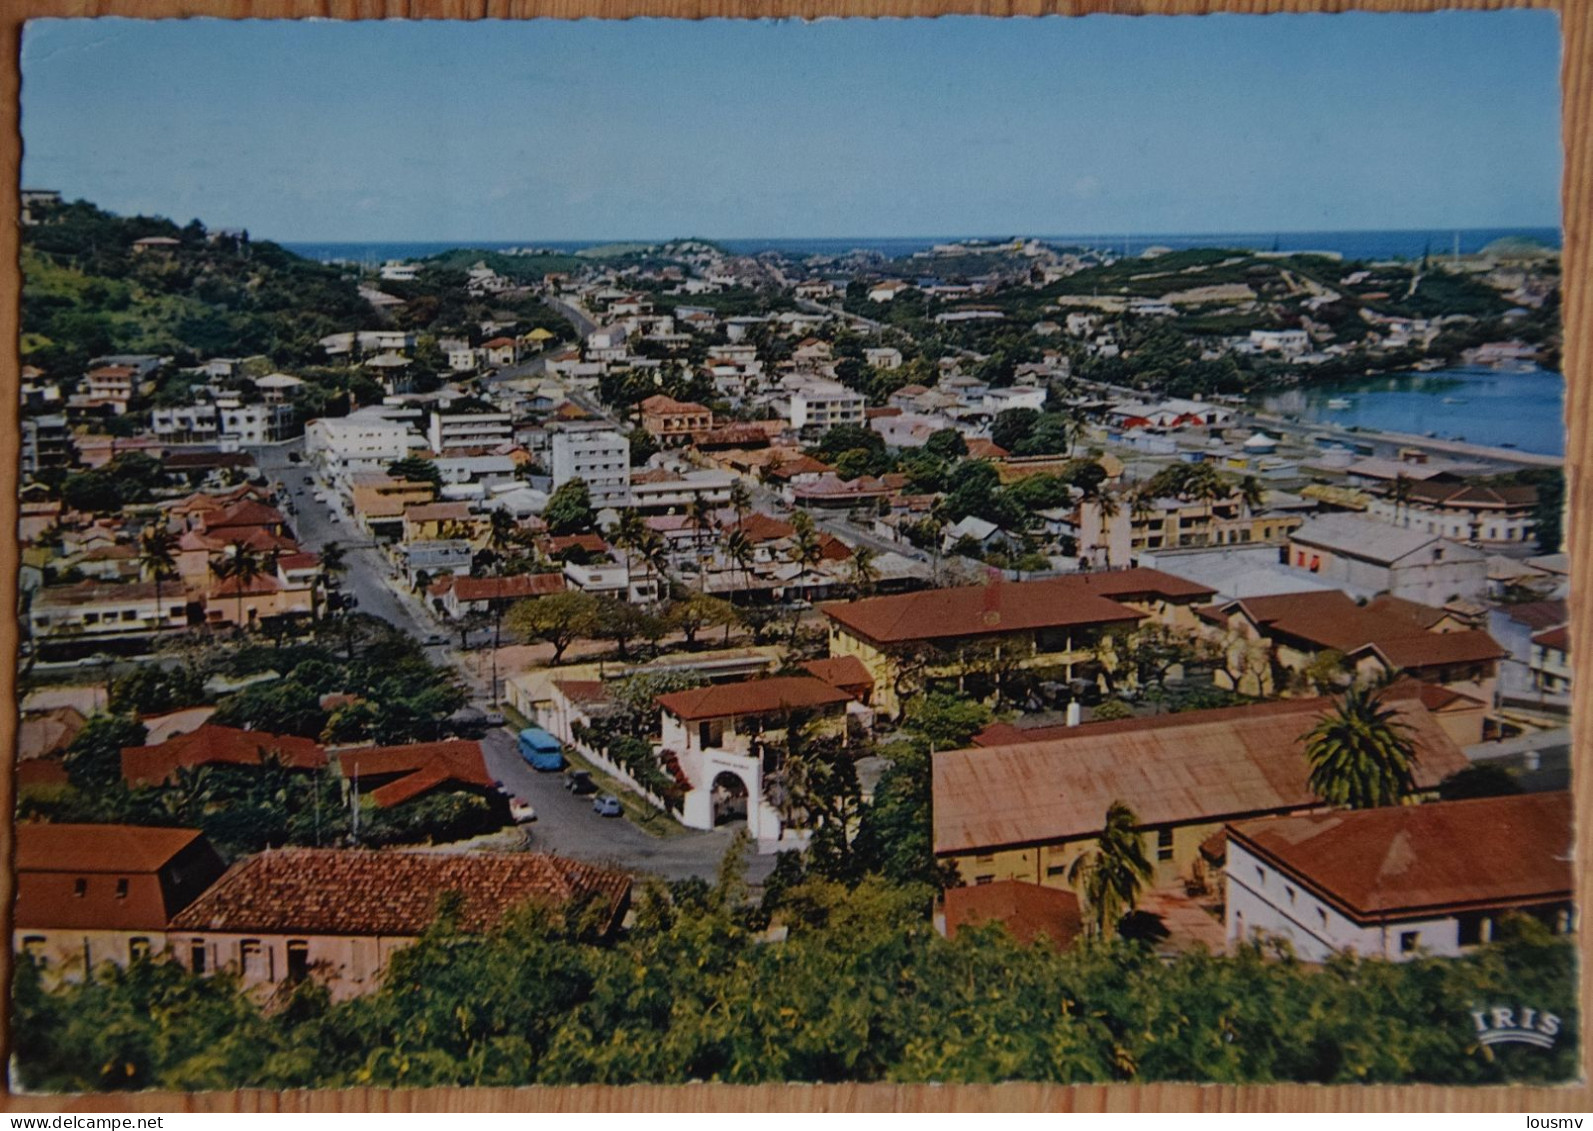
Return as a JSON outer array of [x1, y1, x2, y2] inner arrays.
[[12, 866, 1577, 1090], [23, 202, 370, 375]]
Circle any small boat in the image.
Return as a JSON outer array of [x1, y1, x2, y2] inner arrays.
[[1326, 397, 1352, 410], [1441, 397, 1467, 405]]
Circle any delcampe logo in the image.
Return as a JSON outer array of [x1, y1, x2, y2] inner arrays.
[[1471, 1005, 1563, 1049]]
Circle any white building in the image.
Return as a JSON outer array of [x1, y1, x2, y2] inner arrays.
[[218, 401, 294, 445], [627, 469, 736, 513], [788, 380, 866, 435], [1248, 328, 1310, 354], [1226, 792, 1572, 962], [152, 404, 221, 444], [550, 428, 631, 509], [305, 413, 425, 482], [864, 347, 904, 371], [427, 410, 513, 454]]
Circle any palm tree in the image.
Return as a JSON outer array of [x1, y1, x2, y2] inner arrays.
[[1090, 490, 1121, 569], [688, 496, 718, 592], [1067, 800, 1155, 939], [725, 527, 755, 600], [1303, 685, 1420, 809], [727, 479, 752, 530], [636, 527, 671, 603], [848, 545, 880, 599], [314, 540, 348, 624], [137, 525, 181, 635], [211, 540, 265, 631], [1392, 473, 1413, 528], [787, 510, 825, 597], [487, 507, 517, 571], [1237, 474, 1266, 515], [611, 508, 647, 597]]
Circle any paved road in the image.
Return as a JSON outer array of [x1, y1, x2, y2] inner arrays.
[[481, 729, 778, 885], [249, 442, 451, 665]]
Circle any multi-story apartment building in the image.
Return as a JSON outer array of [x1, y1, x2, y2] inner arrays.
[[788, 380, 866, 435], [151, 404, 221, 445], [305, 412, 425, 481], [427, 410, 513, 454], [550, 428, 631, 509], [22, 415, 73, 478]]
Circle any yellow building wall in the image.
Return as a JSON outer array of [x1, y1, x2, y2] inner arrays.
[[946, 820, 1229, 897]]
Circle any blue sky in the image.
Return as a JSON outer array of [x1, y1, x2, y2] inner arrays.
[[20, 12, 1562, 242]]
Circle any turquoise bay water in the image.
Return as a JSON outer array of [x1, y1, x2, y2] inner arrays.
[[1258, 366, 1564, 457]]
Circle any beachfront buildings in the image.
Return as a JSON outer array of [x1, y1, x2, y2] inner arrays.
[[1225, 792, 1573, 961]]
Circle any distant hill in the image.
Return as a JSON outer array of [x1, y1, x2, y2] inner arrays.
[[21, 199, 376, 378]]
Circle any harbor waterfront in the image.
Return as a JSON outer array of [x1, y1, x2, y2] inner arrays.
[[1258, 366, 1565, 457]]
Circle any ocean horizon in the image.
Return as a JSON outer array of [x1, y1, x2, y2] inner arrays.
[[281, 226, 1561, 266]]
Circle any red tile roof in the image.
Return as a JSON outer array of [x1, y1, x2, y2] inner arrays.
[[657, 675, 852, 722], [944, 880, 1083, 950], [1211, 590, 1505, 668], [1227, 792, 1572, 922], [405, 502, 473, 523], [169, 848, 631, 936], [121, 725, 326, 786], [823, 568, 1211, 646], [338, 740, 495, 807], [1532, 625, 1570, 652], [203, 500, 286, 530], [800, 655, 875, 695], [450, 573, 566, 603], [933, 693, 1468, 855]]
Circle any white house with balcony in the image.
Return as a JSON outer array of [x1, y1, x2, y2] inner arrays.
[[654, 675, 854, 845]]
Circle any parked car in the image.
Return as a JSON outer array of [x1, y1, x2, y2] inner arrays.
[[517, 726, 567, 771], [592, 794, 623, 818], [509, 797, 537, 823], [422, 633, 448, 646], [483, 712, 506, 728], [565, 770, 596, 795]]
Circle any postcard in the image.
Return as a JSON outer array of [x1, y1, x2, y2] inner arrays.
[[10, 9, 1575, 1093]]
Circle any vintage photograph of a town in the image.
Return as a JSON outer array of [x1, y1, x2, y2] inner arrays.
[[9, 9, 1576, 1090]]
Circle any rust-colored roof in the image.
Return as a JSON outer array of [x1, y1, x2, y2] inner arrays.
[[1364, 594, 1452, 630], [122, 725, 326, 786], [451, 573, 566, 603], [640, 394, 709, 415], [1532, 624, 1570, 652], [1353, 631, 1507, 669], [203, 500, 286, 530], [944, 880, 1082, 950], [17, 823, 204, 874], [541, 533, 610, 556], [552, 680, 611, 705], [727, 512, 796, 543], [339, 740, 495, 807], [169, 848, 631, 936], [823, 568, 1211, 646], [800, 655, 875, 694], [965, 438, 1010, 460], [405, 502, 473, 523], [1227, 792, 1572, 922], [15, 824, 221, 933], [1504, 600, 1570, 631], [933, 693, 1468, 855], [657, 675, 851, 722], [1214, 590, 1505, 667]]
